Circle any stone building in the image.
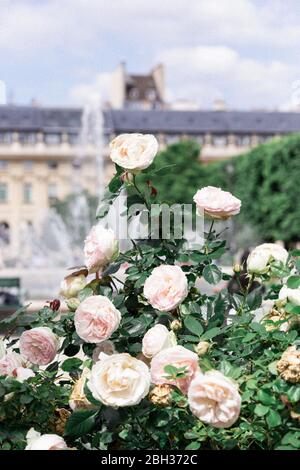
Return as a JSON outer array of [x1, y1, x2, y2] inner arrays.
[[1, 104, 300, 257]]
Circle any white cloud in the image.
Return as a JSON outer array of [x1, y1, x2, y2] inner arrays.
[[69, 72, 111, 106], [158, 45, 298, 108]]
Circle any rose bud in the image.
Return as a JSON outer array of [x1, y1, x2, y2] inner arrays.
[[170, 319, 182, 331], [49, 299, 60, 311], [66, 297, 81, 312], [60, 273, 87, 299], [195, 341, 210, 356]]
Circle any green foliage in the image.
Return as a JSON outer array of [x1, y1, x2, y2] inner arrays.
[[151, 134, 300, 245], [137, 140, 228, 205]]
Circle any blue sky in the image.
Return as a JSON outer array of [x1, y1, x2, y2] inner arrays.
[[1, 0, 300, 109]]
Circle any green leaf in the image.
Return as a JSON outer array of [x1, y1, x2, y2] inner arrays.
[[257, 390, 276, 406], [202, 264, 222, 285], [61, 357, 83, 372], [268, 361, 278, 375], [78, 287, 94, 302], [254, 404, 269, 417], [201, 326, 221, 340], [185, 442, 201, 450], [109, 175, 123, 193], [266, 409, 282, 428], [101, 262, 122, 276], [287, 275, 300, 289], [64, 409, 98, 438], [247, 288, 262, 310], [184, 315, 204, 337]]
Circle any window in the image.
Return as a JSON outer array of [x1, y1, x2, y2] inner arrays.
[[0, 183, 7, 203], [146, 89, 156, 101], [258, 135, 273, 144], [47, 160, 58, 170], [129, 88, 139, 99], [0, 221, 10, 245], [19, 133, 36, 144], [196, 135, 204, 145], [0, 160, 8, 170], [68, 133, 78, 145], [44, 133, 61, 145], [236, 135, 251, 147], [23, 183, 33, 204], [166, 135, 180, 145], [0, 132, 12, 144], [48, 183, 57, 200], [24, 160, 33, 171], [212, 135, 228, 147], [72, 159, 81, 169]]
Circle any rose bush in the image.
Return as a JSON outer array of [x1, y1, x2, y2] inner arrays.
[[0, 132, 299, 451]]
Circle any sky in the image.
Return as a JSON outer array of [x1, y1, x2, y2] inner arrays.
[[0, 0, 300, 110]]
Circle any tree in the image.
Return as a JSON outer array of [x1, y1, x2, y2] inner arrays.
[[138, 140, 228, 205], [234, 134, 300, 246]]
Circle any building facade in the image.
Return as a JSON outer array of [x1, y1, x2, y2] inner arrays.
[[1, 104, 300, 258], [108, 62, 166, 110]]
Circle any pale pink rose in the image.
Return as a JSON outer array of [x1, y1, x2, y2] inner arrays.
[[75, 295, 121, 343], [150, 345, 201, 394], [26, 428, 67, 450], [0, 351, 24, 376], [84, 225, 118, 274], [19, 327, 59, 366], [143, 265, 188, 312], [142, 324, 177, 358], [188, 370, 241, 428], [193, 186, 241, 219], [109, 133, 158, 171]]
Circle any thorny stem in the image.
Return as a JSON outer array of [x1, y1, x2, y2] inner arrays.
[[237, 273, 255, 315]]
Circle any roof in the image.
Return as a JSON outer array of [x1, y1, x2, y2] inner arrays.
[[1, 105, 300, 135], [109, 109, 300, 134], [0, 105, 82, 133], [125, 74, 161, 102]]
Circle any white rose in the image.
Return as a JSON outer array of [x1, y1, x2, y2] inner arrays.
[[88, 353, 151, 407], [247, 243, 288, 275], [84, 225, 118, 274], [279, 286, 300, 306], [188, 370, 241, 428], [60, 274, 87, 299], [109, 133, 158, 171], [142, 324, 177, 358], [25, 428, 67, 450]]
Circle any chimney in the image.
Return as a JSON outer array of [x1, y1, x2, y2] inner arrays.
[[0, 80, 6, 105], [31, 98, 40, 107], [152, 63, 165, 103]]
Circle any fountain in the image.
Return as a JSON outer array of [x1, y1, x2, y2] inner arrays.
[[0, 97, 108, 299]]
